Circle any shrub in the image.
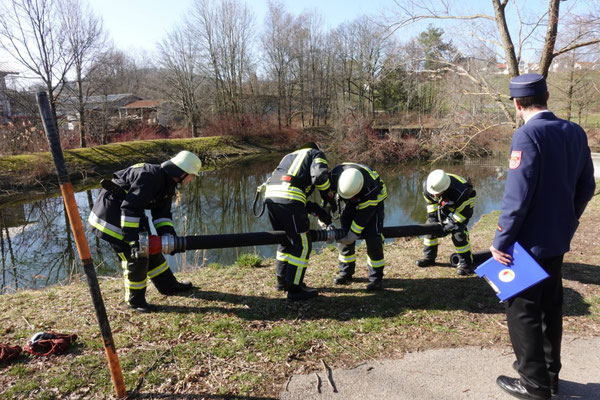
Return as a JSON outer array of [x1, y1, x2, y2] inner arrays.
[[234, 253, 263, 269]]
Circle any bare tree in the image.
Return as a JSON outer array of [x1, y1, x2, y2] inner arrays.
[[190, 0, 255, 115], [157, 25, 204, 137], [387, 0, 600, 124], [261, 1, 297, 129], [0, 0, 73, 123], [59, 0, 106, 147]]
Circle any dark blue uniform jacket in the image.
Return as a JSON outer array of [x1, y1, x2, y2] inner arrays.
[[493, 111, 596, 259]]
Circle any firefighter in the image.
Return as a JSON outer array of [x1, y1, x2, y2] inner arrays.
[[416, 169, 477, 276], [88, 150, 201, 312], [264, 142, 335, 301], [329, 163, 387, 291]]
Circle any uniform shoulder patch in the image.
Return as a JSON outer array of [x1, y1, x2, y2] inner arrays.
[[509, 150, 522, 169], [497, 225, 503, 232]]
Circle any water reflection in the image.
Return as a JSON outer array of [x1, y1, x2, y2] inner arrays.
[[0, 155, 507, 292]]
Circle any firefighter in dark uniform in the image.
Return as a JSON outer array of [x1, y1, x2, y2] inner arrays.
[[88, 151, 202, 312], [264, 142, 334, 301], [329, 163, 387, 291], [416, 169, 477, 276], [490, 74, 595, 399]]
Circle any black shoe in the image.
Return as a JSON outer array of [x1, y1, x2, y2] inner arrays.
[[127, 302, 157, 313], [333, 275, 353, 285], [287, 288, 319, 301], [366, 280, 383, 291], [456, 265, 474, 276], [416, 259, 436, 268], [162, 280, 193, 295], [512, 361, 559, 395], [496, 376, 550, 399]]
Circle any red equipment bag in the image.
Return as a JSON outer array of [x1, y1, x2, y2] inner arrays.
[[24, 331, 78, 357], [0, 343, 22, 363]]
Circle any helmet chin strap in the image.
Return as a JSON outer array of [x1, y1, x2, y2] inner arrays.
[[174, 172, 188, 187]]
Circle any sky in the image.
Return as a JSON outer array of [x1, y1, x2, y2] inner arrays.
[[87, 0, 398, 55]]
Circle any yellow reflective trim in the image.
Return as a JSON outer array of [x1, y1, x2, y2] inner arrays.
[[447, 173, 466, 183], [125, 278, 147, 290], [314, 157, 328, 165], [315, 179, 331, 190], [367, 256, 385, 268], [427, 204, 438, 213], [88, 214, 124, 241], [292, 265, 306, 285], [350, 221, 363, 234], [121, 221, 139, 228], [288, 149, 308, 176], [148, 261, 169, 278], [276, 251, 287, 261], [300, 232, 309, 261], [265, 184, 307, 204], [338, 253, 356, 263], [424, 238, 439, 246], [154, 221, 174, 228], [455, 244, 471, 253]]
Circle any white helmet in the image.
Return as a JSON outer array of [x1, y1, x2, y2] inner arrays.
[[170, 151, 202, 176], [338, 168, 364, 199], [426, 169, 450, 195]]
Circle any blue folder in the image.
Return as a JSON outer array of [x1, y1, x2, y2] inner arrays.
[[475, 242, 549, 302]]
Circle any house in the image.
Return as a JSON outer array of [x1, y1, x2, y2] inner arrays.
[[58, 93, 142, 130], [0, 63, 19, 123], [119, 99, 164, 125]]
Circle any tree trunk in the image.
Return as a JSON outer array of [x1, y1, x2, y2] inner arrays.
[[492, 0, 519, 77], [538, 0, 561, 77]]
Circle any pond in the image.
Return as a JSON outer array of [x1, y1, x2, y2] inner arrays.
[[0, 154, 508, 293]]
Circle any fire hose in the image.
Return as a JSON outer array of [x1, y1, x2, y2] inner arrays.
[[132, 223, 446, 259]]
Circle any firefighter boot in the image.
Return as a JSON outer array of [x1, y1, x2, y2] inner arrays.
[[416, 245, 437, 268], [149, 254, 193, 295], [276, 260, 288, 291], [127, 288, 156, 313], [456, 251, 474, 276], [286, 265, 318, 301], [334, 261, 355, 285], [366, 265, 384, 291]]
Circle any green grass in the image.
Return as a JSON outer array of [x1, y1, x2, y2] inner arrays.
[[1, 183, 598, 399]]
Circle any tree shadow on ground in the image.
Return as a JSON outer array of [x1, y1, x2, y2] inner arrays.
[[136, 393, 276, 399], [153, 276, 590, 321], [552, 380, 600, 399], [562, 262, 600, 285]]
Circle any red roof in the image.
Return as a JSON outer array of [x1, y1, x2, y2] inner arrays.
[[122, 100, 162, 108]]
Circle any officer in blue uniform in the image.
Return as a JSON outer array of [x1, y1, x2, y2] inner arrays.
[[264, 142, 335, 301], [490, 74, 595, 399]]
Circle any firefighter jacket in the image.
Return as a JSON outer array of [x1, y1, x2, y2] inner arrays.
[[265, 148, 331, 206], [330, 163, 387, 236], [423, 174, 475, 224], [493, 111, 595, 259], [88, 163, 178, 246]]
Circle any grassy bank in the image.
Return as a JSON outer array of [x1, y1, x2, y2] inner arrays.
[[1, 185, 599, 399], [0, 136, 270, 206]]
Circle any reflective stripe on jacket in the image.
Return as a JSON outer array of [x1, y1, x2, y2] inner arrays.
[[330, 163, 387, 235], [87, 163, 178, 245], [265, 148, 330, 205]]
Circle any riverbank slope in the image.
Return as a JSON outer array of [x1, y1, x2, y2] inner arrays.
[[0, 136, 272, 205], [1, 181, 598, 399]]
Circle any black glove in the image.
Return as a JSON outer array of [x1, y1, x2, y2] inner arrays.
[[442, 217, 457, 234], [307, 201, 332, 226]]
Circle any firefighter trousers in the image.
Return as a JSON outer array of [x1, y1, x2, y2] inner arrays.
[[266, 201, 312, 288], [337, 202, 385, 282]]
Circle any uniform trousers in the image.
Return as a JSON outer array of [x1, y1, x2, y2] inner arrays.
[[506, 254, 563, 395]]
